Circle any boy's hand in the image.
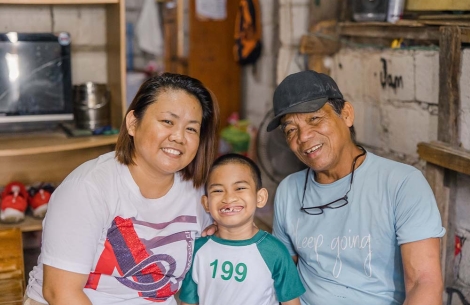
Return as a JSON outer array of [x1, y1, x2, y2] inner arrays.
[[201, 222, 218, 237]]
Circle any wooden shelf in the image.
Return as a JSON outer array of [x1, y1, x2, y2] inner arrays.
[[0, 216, 42, 233], [0, 134, 119, 157], [418, 141, 470, 176], [0, 0, 118, 4], [338, 22, 470, 43]]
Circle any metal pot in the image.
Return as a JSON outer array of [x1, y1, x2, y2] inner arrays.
[[73, 82, 111, 130]]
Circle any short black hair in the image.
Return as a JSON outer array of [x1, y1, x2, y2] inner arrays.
[[205, 153, 262, 194], [327, 98, 356, 143]]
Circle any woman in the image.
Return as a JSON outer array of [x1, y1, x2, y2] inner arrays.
[[24, 73, 219, 305]]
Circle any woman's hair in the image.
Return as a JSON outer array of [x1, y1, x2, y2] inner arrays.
[[115, 72, 220, 188], [327, 98, 356, 143]]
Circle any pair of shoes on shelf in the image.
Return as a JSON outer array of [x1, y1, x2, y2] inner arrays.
[[0, 182, 54, 223], [28, 183, 55, 219]]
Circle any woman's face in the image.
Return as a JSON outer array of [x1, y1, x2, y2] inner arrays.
[[127, 89, 203, 178]]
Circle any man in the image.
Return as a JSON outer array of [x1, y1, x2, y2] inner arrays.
[[268, 70, 445, 305]]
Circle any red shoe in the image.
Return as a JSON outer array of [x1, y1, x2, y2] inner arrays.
[[1, 181, 28, 223], [28, 183, 55, 219]]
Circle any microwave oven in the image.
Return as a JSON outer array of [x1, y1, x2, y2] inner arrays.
[[0, 32, 72, 132]]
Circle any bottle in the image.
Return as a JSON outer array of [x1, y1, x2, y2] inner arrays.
[[352, 0, 388, 22], [387, 0, 405, 23]]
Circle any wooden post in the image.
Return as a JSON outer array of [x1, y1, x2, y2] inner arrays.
[[436, 26, 461, 286], [438, 26, 461, 146]]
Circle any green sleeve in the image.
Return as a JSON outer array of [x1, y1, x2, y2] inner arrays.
[[179, 237, 210, 304], [257, 232, 305, 302]]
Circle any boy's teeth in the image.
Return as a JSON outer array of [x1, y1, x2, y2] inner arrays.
[[220, 207, 242, 213]]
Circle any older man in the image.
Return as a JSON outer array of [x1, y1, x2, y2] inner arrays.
[[268, 70, 445, 305]]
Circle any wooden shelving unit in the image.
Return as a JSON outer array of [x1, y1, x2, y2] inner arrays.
[[0, 0, 125, 188], [0, 0, 118, 4], [0, 134, 119, 157], [0, 216, 43, 232]]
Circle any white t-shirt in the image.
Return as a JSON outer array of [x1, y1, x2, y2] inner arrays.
[[179, 230, 305, 305], [26, 152, 211, 305]]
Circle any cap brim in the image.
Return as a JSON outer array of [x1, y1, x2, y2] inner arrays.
[[266, 97, 328, 132]]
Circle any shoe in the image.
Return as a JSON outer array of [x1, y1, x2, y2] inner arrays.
[[28, 183, 55, 219], [1, 181, 28, 223]]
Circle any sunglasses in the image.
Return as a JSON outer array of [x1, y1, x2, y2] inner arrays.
[[300, 146, 366, 215]]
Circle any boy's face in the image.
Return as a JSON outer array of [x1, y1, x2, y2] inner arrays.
[[202, 163, 268, 231]]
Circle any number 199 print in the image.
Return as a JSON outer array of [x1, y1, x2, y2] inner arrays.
[[210, 259, 247, 282]]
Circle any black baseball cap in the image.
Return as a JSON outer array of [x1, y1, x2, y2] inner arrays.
[[266, 70, 343, 132]]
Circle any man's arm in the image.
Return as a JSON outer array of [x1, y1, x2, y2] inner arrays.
[[401, 238, 443, 305]]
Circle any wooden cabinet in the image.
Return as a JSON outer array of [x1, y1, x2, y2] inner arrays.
[[0, 228, 25, 305], [0, 0, 126, 186]]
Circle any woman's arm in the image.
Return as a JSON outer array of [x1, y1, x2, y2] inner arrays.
[[43, 264, 92, 305]]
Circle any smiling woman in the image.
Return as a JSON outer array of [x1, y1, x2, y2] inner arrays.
[[24, 73, 220, 305]]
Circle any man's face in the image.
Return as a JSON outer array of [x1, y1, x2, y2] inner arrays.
[[280, 102, 354, 178]]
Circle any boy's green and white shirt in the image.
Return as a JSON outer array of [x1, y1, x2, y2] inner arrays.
[[179, 230, 305, 305]]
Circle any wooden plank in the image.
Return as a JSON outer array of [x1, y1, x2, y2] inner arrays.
[[423, 164, 449, 281], [459, 27, 470, 43], [438, 26, 461, 145], [0, 0, 117, 3], [188, 0, 241, 129], [0, 216, 43, 233], [301, 20, 339, 55], [407, 0, 470, 11], [0, 228, 24, 302], [300, 34, 340, 55], [339, 22, 441, 41], [106, 0, 126, 128], [419, 14, 470, 21], [0, 134, 118, 157], [421, 20, 470, 27], [0, 278, 23, 305], [417, 142, 470, 176], [0, 145, 114, 185]]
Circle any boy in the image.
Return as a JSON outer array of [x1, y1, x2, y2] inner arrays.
[[179, 153, 305, 305]]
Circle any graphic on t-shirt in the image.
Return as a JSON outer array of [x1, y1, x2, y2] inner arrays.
[[293, 218, 372, 279], [86, 215, 196, 302], [209, 259, 248, 282]]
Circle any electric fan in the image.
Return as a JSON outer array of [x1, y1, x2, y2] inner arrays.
[[256, 109, 306, 184]]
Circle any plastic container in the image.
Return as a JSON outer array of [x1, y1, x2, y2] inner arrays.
[[353, 0, 389, 22], [387, 0, 405, 23]]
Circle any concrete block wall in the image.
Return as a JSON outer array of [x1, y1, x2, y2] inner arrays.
[[0, 4, 108, 85], [276, 0, 310, 84], [331, 48, 439, 169], [243, 0, 279, 129], [125, 0, 160, 71]]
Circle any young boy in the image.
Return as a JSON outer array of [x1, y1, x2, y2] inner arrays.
[[179, 153, 305, 305]]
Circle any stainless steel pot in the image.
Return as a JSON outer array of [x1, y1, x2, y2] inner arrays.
[[73, 82, 111, 130]]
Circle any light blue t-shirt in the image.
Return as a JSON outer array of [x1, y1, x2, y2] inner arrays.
[[273, 151, 445, 305]]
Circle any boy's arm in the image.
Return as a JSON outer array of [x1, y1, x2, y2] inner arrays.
[[180, 302, 197, 305], [281, 298, 301, 305]]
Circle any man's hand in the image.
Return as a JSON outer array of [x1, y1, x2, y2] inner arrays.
[[201, 223, 218, 237]]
